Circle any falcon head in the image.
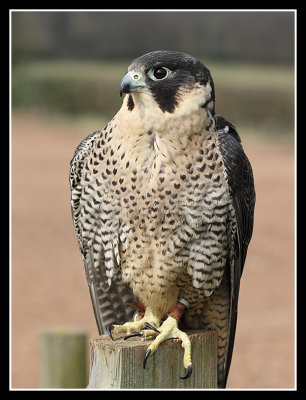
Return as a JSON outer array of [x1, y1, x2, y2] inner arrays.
[[120, 50, 215, 121]]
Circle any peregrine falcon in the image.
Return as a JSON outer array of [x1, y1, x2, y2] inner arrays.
[[70, 50, 255, 388]]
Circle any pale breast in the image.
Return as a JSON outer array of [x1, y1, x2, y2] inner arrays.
[[79, 122, 231, 304]]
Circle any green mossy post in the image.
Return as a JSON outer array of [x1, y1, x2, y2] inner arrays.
[[87, 330, 217, 389], [40, 326, 87, 388]]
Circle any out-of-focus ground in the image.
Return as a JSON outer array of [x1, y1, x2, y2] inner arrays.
[[11, 112, 295, 389]]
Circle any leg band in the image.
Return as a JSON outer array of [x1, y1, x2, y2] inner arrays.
[[168, 298, 189, 322]]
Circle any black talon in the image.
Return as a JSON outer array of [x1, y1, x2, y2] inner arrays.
[[143, 348, 152, 369], [124, 332, 142, 340], [143, 322, 160, 333], [180, 365, 192, 380], [107, 324, 115, 341]]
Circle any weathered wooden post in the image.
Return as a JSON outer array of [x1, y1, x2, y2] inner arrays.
[[40, 326, 88, 388], [87, 330, 217, 389]]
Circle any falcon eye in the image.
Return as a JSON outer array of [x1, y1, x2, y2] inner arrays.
[[148, 67, 171, 81], [154, 68, 168, 79]]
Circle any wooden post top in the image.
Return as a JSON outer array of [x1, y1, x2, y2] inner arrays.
[[88, 330, 218, 389]]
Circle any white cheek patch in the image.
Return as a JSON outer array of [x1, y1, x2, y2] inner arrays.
[[119, 81, 215, 161], [176, 84, 209, 115], [199, 83, 213, 109]]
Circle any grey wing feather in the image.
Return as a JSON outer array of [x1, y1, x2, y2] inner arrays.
[[216, 115, 256, 387], [70, 131, 137, 335]]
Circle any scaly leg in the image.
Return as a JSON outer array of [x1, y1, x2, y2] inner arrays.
[[143, 298, 192, 379]]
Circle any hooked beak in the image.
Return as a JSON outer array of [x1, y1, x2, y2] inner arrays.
[[120, 71, 146, 97]]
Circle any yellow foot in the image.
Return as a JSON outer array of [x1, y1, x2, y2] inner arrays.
[[143, 315, 192, 379], [108, 307, 161, 340]]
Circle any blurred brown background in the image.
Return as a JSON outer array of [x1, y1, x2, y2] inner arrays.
[[11, 10, 295, 389]]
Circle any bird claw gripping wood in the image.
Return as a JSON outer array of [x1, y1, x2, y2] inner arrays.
[[142, 298, 193, 380], [107, 302, 146, 341], [108, 300, 192, 379], [107, 306, 160, 340], [124, 323, 160, 340], [107, 324, 115, 341]]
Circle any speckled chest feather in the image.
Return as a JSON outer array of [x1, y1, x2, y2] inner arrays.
[[78, 108, 231, 316]]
